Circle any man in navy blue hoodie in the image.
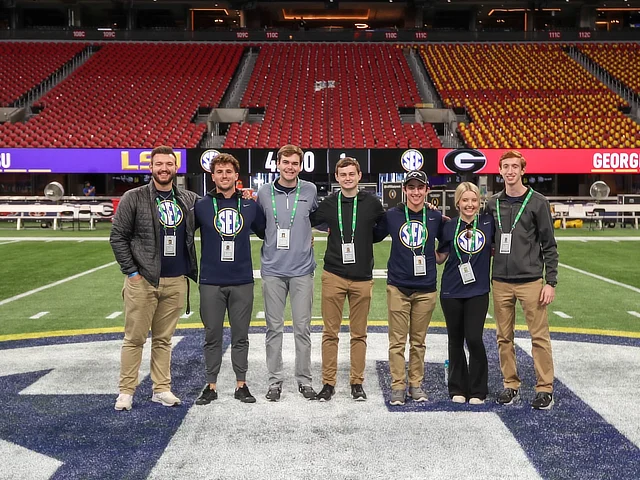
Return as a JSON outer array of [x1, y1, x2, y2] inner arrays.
[[375, 170, 445, 406], [194, 153, 266, 405]]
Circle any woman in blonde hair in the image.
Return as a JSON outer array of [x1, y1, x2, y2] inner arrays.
[[436, 182, 494, 405]]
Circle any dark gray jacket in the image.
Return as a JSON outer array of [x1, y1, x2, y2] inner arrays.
[[110, 182, 199, 287], [487, 188, 558, 285]]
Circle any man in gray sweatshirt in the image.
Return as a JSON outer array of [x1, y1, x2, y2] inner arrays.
[[256, 145, 318, 401], [487, 150, 558, 411]]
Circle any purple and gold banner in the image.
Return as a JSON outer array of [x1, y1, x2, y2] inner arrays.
[[0, 149, 187, 174]]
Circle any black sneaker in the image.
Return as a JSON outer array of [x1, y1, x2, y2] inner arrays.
[[265, 384, 282, 402], [234, 384, 256, 403], [531, 392, 554, 410], [351, 384, 367, 401], [195, 385, 218, 405], [316, 384, 335, 402], [299, 384, 317, 400], [496, 388, 520, 405]]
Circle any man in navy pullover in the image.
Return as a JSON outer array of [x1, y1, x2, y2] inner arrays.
[[375, 170, 445, 406], [194, 153, 266, 405]]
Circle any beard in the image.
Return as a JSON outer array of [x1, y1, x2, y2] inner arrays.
[[152, 170, 175, 187]]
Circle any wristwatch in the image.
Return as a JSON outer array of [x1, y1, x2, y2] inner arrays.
[[547, 282, 557, 288]]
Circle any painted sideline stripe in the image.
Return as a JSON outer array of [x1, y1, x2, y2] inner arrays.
[[105, 312, 122, 320], [559, 262, 640, 294], [29, 311, 49, 319], [0, 261, 118, 307], [554, 311, 573, 319], [2, 321, 640, 343], [628, 311, 640, 319], [0, 240, 19, 246], [2, 236, 640, 242]]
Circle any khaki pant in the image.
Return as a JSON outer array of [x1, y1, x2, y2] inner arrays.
[[387, 286, 437, 390], [321, 270, 374, 386], [493, 279, 554, 393], [120, 276, 187, 394]]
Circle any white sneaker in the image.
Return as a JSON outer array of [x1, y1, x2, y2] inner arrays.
[[452, 395, 466, 404], [152, 391, 181, 407], [469, 397, 485, 405], [115, 393, 133, 411]]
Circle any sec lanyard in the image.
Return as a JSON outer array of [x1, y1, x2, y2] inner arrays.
[[270, 181, 301, 229], [453, 215, 478, 263], [337, 191, 357, 244], [212, 196, 241, 240], [404, 204, 427, 256], [496, 188, 533, 233]]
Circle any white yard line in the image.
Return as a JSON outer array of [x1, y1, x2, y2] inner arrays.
[[180, 312, 194, 319], [0, 240, 19, 246], [1, 236, 639, 242], [105, 311, 122, 319], [628, 311, 640, 319], [256, 311, 265, 319], [29, 311, 49, 319], [559, 262, 640, 294], [0, 261, 118, 307], [553, 311, 573, 319]]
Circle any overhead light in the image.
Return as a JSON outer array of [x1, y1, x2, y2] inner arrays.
[[355, 23, 369, 29]]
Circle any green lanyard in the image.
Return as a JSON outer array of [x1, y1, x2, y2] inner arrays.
[[155, 189, 178, 233], [496, 188, 533, 233], [212, 195, 241, 240], [404, 204, 427, 256], [270, 181, 301, 229], [453, 215, 477, 264], [337, 191, 357, 244]]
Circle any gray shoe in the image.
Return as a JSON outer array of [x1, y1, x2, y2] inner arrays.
[[389, 389, 406, 406], [409, 386, 428, 402], [265, 383, 282, 402], [298, 384, 317, 400]]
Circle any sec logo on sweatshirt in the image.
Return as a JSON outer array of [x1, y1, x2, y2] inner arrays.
[[455, 228, 486, 254], [399, 220, 427, 249], [214, 208, 244, 235]]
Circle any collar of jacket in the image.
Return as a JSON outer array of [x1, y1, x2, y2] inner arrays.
[[497, 186, 530, 200], [273, 178, 299, 193]]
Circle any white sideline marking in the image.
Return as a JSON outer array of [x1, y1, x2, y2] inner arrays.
[[0, 240, 19, 245], [256, 311, 265, 319], [553, 311, 572, 319], [29, 311, 49, 319], [0, 261, 118, 307], [0, 236, 639, 242], [486, 313, 493, 319], [628, 311, 640, 318], [105, 311, 122, 319], [180, 312, 194, 319], [252, 269, 388, 279], [559, 262, 640, 294]]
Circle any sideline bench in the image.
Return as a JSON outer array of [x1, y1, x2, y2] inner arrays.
[[552, 203, 640, 229], [0, 204, 104, 230]]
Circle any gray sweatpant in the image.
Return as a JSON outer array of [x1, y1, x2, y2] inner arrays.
[[263, 274, 314, 387], [199, 283, 254, 384]]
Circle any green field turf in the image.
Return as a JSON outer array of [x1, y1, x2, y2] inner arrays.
[[1, 224, 639, 340]]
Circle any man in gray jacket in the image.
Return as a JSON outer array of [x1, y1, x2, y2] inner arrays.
[[256, 145, 318, 401], [110, 145, 198, 411], [487, 150, 558, 410]]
